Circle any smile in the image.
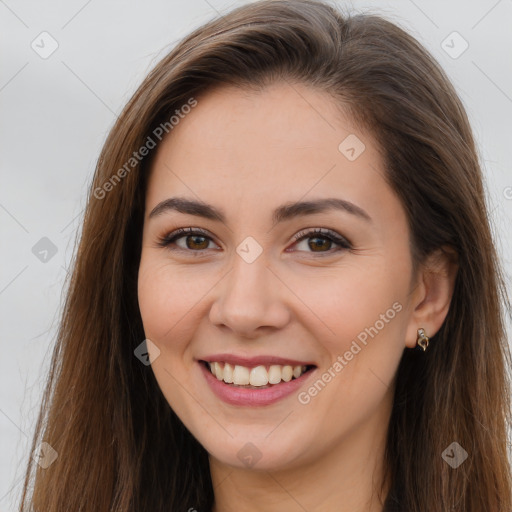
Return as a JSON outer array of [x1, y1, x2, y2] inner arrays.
[[204, 361, 313, 388], [199, 359, 317, 406]]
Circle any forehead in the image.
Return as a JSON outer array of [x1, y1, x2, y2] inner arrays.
[[154, 82, 364, 163], [145, 82, 392, 224]]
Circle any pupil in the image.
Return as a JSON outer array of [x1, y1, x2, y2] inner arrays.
[[310, 237, 330, 251], [187, 235, 208, 250]]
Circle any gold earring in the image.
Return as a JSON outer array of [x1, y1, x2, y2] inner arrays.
[[416, 328, 430, 351]]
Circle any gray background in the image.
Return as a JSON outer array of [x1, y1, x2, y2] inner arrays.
[[1, 0, 511, 509]]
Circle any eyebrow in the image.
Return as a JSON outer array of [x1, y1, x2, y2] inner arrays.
[[148, 196, 372, 224]]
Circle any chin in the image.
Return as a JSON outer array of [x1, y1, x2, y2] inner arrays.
[[199, 429, 307, 472]]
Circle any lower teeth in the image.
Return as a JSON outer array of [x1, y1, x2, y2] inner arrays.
[[234, 385, 270, 389], [230, 383, 275, 388]]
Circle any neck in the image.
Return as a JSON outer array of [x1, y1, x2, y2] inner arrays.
[[209, 389, 393, 512]]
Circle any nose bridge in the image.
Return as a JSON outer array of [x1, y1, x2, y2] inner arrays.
[[209, 244, 289, 334], [229, 246, 269, 299]]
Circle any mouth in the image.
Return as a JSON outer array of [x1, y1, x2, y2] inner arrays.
[[200, 360, 317, 389]]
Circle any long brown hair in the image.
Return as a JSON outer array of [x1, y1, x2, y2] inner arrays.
[[19, 1, 512, 510]]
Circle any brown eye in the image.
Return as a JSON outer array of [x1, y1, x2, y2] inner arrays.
[[184, 234, 210, 250], [291, 228, 351, 255], [308, 236, 333, 252], [157, 227, 219, 253]]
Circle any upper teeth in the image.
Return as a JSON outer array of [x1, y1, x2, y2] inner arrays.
[[208, 362, 308, 386]]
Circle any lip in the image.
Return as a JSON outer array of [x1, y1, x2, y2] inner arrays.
[[199, 353, 316, 367], [199, 360, 317, 407]]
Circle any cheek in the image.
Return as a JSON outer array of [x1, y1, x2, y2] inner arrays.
[[286, 262, 407, 410], [137, 257, 203, 348], [283, 258, 405, 350], [137, 256, 207, 416]]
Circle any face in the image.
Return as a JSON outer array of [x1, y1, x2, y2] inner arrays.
[[138, 82, 418, 472]]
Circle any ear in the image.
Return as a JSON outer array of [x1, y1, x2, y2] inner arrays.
[[404, 246, 459, 349]]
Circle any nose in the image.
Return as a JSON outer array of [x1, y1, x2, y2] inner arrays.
[[208, 251, 291, 338]]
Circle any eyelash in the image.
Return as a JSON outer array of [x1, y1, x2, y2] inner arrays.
[[156, 227, 352, 256]]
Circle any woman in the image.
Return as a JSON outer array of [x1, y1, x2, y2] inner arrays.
[[19, 0, 512, 510]]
